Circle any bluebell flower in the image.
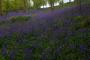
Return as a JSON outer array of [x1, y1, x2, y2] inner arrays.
[[0, 31, 4, 37], [69, 44, 76, 49], [24, 48, 33, 59], [1, 44, 8, 57], [9, 50, 16, 60], [79, 45, 87, 52]]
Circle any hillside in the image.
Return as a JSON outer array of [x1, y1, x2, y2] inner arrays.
[[0, 4, 90, 60]]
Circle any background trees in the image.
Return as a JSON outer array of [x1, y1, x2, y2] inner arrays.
[[48, 0, 59, 10], [59, 0, 64, 7], [22, 0, 29, 12], [1, 0, 89, 16], [32, 0, 46, 9]]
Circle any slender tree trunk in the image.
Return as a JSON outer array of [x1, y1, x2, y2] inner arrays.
[[5, 0, 10, 15], [0, 0, 3, 16], [69, 0, 71, 2], [75, 0, 82, 15], [14, 0, 17, 12], [77, 0, 82, 15], [79, 0, 82, 15], [59, 0, 63, 7], [23, 0, 28, 12], [50, 2, 54, 10], [43, 4, 44, 8], [27, 0, 30, 13]]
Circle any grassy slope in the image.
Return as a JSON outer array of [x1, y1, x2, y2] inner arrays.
[[0, 4, 90, 60]]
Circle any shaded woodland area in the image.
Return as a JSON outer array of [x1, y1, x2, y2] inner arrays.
[[0, 0, 89, 15], [0, 0, 90, 60]]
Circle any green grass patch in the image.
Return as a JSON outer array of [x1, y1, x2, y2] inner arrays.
[[10, 16, 31, 23], [71, 16, 90, 30], [0, 16, 31, 26]]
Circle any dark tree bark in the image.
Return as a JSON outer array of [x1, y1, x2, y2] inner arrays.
[[0, 0, 3, 16], [23, 0, 28, 12], [50, 2, 54, 10], [5, 0, 10, 15], [14, 0, 17, 11]]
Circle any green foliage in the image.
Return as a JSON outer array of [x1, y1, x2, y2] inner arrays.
[[0, 0, 31, 13], [74, 0, 90, 4], [0, 55, 5, 60], [0, 16, 31, 26], [0, 16, 89, 59], [48, 0, 60, 9], [10, 16, 31, 23], [0, 21, 6, 25], [71, 16, 90, 30], [0, 1, 90, 60], [32, 0, 46, 9]]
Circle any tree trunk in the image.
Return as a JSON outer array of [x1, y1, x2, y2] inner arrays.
[[78, 0, 82, 15], [14, 0, 17, 12], [69, 0, 71, 2], [75, 0, 82, 15], [6, 0, 10, 15], [23, 0, 28, 12], [50, 2, 54, 10], [59, 0, 63, 7], [0, 0, 3, 16]]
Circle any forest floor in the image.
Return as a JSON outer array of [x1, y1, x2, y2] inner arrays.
[[0, 2, 77, 21], [0, 4, 90, 60]]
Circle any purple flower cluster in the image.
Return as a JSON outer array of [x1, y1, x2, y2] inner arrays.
[[0, 4, 90, 60], [9, 50, 16, 60], [1, 43, 8, 57], [79, 45, 87, 52]]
